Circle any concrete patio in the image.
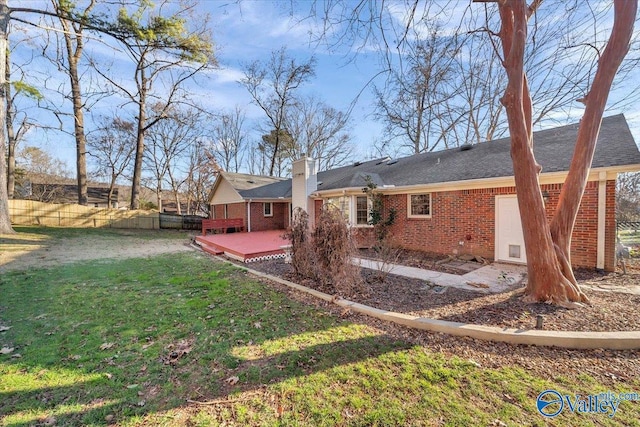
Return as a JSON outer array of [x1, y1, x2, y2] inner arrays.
[[354, 258, 526, 293]]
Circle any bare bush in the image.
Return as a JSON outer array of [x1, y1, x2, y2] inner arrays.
[[371, 235, 402, 283], [287, 208, 316, 279], [313, 206, 363, 296]]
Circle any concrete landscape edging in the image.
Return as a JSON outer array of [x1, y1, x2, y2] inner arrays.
[[202, 249, 640, 350]]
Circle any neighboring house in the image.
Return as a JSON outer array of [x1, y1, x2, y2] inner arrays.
[[208, 115, 640, 271], [20, 182, 121, 208]]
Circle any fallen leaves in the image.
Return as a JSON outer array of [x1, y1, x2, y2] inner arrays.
[[225, 375, 239, 386], [160, 338, 194, 365], [0, 347, 14, 354], [99, 342, 115, 351]]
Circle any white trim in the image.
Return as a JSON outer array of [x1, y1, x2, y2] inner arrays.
[[407, 193, 432, 218], [263, 202, 273, 217], [596, 171, 608, 269], [322, 195, 373, 227], [247, 200, 252, 232]]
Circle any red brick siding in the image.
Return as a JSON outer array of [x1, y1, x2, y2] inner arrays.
[[370, 181, 614, 270], [248, 202, 288, 231], [211, 203, 246, 225]]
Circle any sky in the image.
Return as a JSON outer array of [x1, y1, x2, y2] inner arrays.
[[9, 0, 389, 173], [8, 0, 640, 177]]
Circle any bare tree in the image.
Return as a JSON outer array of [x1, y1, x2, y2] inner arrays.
[[240, 47, 315, 176], [209, 107, 247, 173], [183, 144, 218, 216], [87, 115, 135, 208], [374, 25, 462, 154], [144, 104, 203, 214], [285, 95, 353, 171], [616, 172, 640, 222]]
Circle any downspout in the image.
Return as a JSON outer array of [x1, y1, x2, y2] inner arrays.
[[247, 199, 252, 232], [596, 172, 607, 270]]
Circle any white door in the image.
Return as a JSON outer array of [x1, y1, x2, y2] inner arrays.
[[495, 196, 527, 264]]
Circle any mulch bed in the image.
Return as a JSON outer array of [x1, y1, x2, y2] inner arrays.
[[244, 250, 640, 333]]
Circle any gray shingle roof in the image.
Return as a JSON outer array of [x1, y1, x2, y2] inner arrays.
[[221, 171, 285, 191], [236, 114, 640, 199]]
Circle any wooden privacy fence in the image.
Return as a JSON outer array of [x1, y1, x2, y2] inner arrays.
[[8, 200, 160, 229]]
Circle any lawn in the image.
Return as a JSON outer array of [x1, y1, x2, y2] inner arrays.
[[1, 228, 639, 426]]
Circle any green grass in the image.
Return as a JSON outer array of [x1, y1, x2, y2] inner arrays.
[[1, 229, 639, 426]]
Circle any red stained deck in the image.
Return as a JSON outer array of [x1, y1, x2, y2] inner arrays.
[[195, 230, 290, 262]]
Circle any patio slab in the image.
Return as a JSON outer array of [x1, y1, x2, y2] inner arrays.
[[354, 258, 526, 293]]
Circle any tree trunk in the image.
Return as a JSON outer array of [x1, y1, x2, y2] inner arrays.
[[108, 173, 117, 208], [0, 0, 14, 234], [156, 179, 162, 212], [59, 4, 91, 206], [130, 74, 147, 210], [497, 0, 635, 306], [5, 47, 15, 199], [174, 192, 181, 215]]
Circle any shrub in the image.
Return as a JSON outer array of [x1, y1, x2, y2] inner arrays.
[[288, 206, 363, 297], [287, 208, 316, 279], [313, 206, 363, 296]]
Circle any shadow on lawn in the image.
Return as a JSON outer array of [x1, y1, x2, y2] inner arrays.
[[0, 333, 410, 427], [0, 253, 411, 426]]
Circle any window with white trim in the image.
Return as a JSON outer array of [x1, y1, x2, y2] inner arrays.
[[224, 204, 228, 219], [355, 195, 369, 225], [263, 202, 273, 217], [324, 195, 371, 226], [408, 193, 431, 218]]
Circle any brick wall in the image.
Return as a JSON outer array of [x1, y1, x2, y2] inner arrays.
[[249, 202, 288, 231], [371, 181, 615, 271], [211, 202, 246, 224]]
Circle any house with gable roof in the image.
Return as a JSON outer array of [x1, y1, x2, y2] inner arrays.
[[207, 114, 640, 271]]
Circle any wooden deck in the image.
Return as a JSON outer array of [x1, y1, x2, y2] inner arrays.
[[195, 230, 290, 262]]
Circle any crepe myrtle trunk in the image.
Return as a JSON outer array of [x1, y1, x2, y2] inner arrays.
[[494, 0, 635, 307]]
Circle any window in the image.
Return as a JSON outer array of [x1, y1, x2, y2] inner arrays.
[[325, 196, 351, 223], [224, 204, 228, 219], [408, 193, 431, 218], [324, 195, 371, 226], [264, 202, 273, 217], [355, 196, 369, 225]]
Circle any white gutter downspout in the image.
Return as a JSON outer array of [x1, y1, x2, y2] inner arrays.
[[247, 199, 252, 232], [596, 171, 607, 270]]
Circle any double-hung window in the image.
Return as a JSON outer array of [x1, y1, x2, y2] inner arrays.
[[408, 193, 431, 218]]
